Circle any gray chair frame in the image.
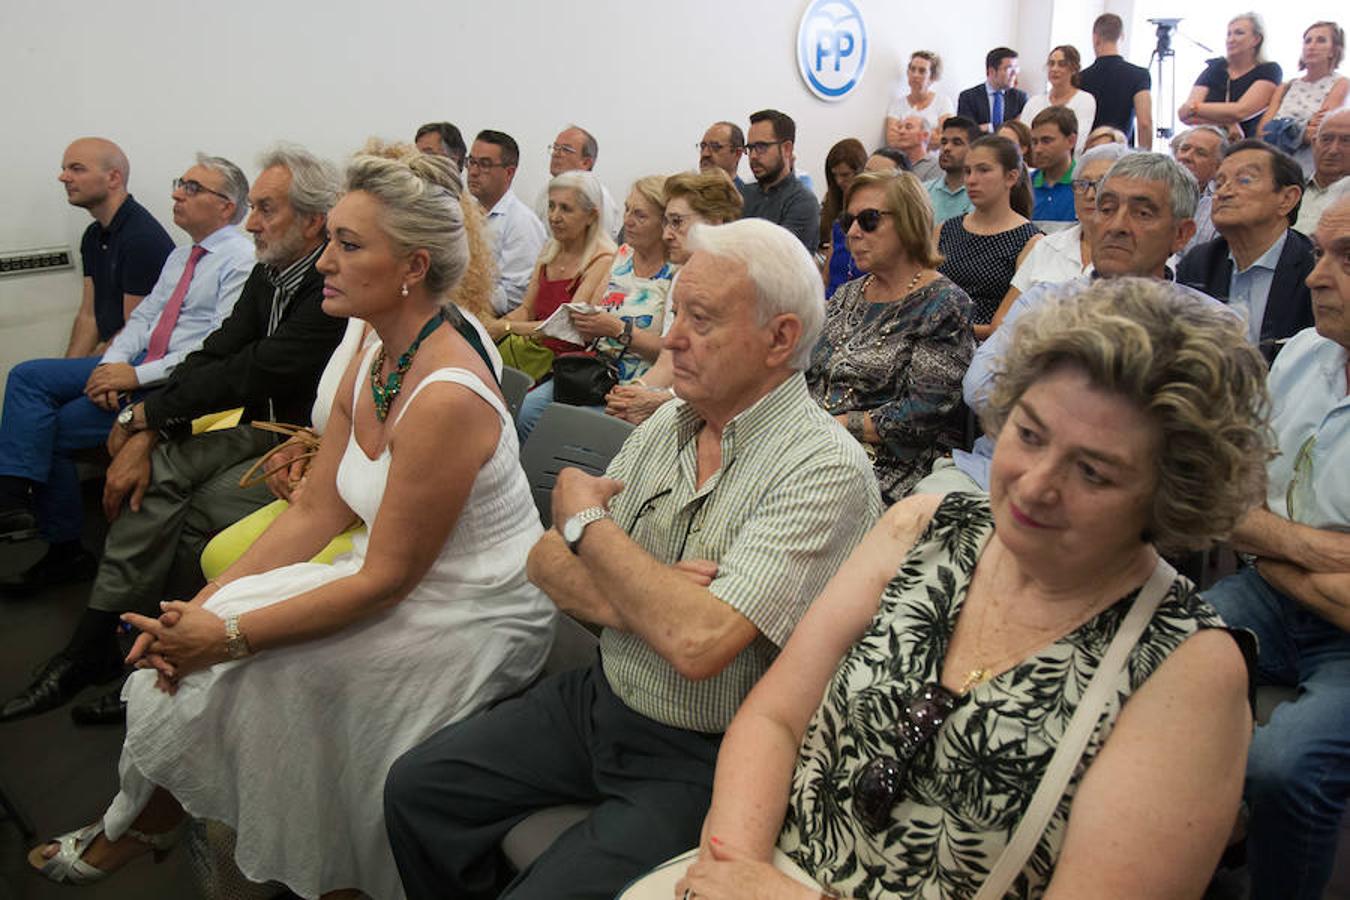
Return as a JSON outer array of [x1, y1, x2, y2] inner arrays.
[[519, 404, 634, 528], [500, 367, 533, 423]]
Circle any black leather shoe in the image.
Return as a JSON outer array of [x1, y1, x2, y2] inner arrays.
[[0, 547, 98, 597], [0, 507, 37, 543], [0, 652, 123, 723], [70, 680, 129, 726]]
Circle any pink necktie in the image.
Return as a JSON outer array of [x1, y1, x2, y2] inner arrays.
[[143, 244, 207, 363]]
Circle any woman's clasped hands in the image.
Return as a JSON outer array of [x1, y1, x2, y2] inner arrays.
[[121, 584, 230, 695]]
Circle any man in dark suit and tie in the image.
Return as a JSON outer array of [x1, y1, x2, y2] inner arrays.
[[957, 47, 1028, 133], [1177, 140, 1315, 363]]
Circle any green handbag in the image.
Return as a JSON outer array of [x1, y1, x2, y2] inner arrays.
[[495, 333, 555, 384]]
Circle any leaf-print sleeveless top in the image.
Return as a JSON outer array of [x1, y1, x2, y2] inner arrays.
[[777, 492, 1224, 898]]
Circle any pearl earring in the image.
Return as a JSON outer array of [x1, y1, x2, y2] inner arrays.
[[400, 284, 409, 297]]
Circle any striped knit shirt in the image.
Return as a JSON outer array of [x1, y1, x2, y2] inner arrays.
[[266, 241, 325, 336], [599, 373, 883, 732]]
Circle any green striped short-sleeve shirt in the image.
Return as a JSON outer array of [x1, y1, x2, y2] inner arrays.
[[599, 373, 883, 732]]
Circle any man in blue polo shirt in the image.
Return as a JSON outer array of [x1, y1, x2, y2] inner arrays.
[[1030, 106, 1080, 233], [58, 138, 174, 358]]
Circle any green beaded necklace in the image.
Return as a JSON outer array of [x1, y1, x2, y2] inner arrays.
[[369, 310, 446, 422]]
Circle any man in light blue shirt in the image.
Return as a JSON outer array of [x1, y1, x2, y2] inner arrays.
[[0, 154, 252, 549], [1201, 195, 1350, 900], [927, 116, 978, 224], [467, 130, 547, 315], [912, 152, 1211, 494]]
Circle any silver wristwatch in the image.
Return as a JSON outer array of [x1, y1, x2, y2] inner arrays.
[[117, 404, 140, 434], [561, 506, 610, 554], [223, 615, 252, 660]]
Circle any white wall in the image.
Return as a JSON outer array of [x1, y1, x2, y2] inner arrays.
[[0, 0, 1019, 395]]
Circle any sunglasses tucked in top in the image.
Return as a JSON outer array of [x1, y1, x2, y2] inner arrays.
[[851, 682, 965, 832]]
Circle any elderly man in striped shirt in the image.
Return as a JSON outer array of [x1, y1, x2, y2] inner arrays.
[[386, 218, 883, 900]]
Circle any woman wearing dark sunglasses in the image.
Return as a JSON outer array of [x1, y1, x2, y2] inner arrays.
[[936, 135, 1040, 341], [624, 281, 1265, 900], [804, 171, 973, 503]]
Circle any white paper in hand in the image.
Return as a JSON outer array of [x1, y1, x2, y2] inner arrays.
[[535, 302, 600, 345]]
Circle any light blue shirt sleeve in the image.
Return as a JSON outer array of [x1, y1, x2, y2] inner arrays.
[[963, 282, 1066, 411], [101, 225, 256, 386]]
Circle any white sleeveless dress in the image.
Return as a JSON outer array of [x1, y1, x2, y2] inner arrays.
[[102, 347, 557, 900]]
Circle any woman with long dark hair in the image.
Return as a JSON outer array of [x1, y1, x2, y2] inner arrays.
[[936, 136, 1040, 340]]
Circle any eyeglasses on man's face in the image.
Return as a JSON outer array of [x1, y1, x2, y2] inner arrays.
[[549, 143, 579, 157], [466, 157, 506, 171], [745, 140, 784, 156], [697, 141, 742, 154], [173, 178, 231, 202]]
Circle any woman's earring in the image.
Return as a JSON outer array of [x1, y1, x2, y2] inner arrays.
[[400, 284, 409, 297]]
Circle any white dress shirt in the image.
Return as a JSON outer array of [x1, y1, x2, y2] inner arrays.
[[1010, 224, 1089, 294], [101, 224, 255, 386], [486, 190, 548, 315]]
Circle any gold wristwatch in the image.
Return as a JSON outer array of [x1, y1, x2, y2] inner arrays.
[[224, 616, 252, 660]]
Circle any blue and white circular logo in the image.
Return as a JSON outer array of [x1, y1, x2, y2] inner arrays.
[[797, 0, 868, 101]]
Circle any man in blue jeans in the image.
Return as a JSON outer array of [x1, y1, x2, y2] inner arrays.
[[0, 154, 254, 590], [1204, 195, 1350, 899]]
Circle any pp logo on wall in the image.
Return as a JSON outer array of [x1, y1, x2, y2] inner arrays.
[[797, 0, 868, 101]]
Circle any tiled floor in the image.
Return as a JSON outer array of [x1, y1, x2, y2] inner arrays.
[[0, 485, 1346, 899]]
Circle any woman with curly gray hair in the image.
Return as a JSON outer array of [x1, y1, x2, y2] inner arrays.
[[625, 277, 1270, 900], [28, 153, 556, 899]]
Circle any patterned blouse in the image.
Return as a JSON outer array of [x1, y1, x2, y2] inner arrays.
[[937, 218, 1041, 324], [595, 243, 676, 383], [807, 275, 974, 503], [778, 493, 1224, 898]]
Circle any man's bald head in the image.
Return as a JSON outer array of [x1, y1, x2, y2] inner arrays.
[[68, 138, 129, 183], [60, 137, 131, 218]]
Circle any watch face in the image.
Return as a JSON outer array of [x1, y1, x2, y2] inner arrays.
[[118, 407, 134, 424], [561, 516, 584, 545]]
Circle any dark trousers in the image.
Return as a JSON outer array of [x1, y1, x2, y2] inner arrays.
[[89, 425, 275, 615], [384, 661, 722, 900], [0, 356, 113, 542]]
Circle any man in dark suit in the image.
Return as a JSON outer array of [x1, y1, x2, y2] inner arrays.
[[957, 47, 1028, 132], [0, 143, 348, 725], [1177, 139, 1314, 363]]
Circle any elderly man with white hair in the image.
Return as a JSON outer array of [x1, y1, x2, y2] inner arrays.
[[1295, 107, 1350, 235], [384, 219, 883, 900]]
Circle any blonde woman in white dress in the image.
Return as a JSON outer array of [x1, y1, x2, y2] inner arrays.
[[27, 153, 556, 900]]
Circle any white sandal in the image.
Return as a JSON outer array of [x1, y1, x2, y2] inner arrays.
[[28, 819, 183, 884]]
